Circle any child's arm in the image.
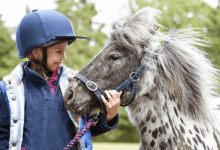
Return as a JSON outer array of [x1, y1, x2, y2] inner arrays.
[[90, 90, 122, 136], [90, 112, 119, 137]]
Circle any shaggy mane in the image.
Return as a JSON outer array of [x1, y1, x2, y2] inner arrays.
[[155, 29, 220, 122]]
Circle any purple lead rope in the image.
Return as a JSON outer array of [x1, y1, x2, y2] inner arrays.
[[64, 118, 98, 150]]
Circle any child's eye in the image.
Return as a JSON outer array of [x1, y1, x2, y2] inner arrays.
[[57, 51, 62, 53]]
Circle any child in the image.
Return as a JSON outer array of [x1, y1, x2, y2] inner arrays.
[[0, 9, 121, 150]]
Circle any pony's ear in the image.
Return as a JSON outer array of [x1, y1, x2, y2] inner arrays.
[[111, 21, 125, 30], [123, 33, 132, 44], [150, 25, 160, 35], [140, 41, 146, 50], [139, 26, 161, 51], [111, 34, 117, 41], [141, 48, 146, 56]]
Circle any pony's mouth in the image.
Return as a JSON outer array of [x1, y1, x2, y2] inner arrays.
[[65, 100, 91, 115]]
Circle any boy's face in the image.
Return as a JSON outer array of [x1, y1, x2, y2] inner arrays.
[[47, 42, 68, 72]]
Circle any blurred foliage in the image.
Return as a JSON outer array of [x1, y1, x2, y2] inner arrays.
[[130, 0, 220, 67], [25, 5, 31, 14], [93, 142, 139, 149], [0, 15, 22, 80], [92, 107, 140, 143], [55, 0, 107, 70]]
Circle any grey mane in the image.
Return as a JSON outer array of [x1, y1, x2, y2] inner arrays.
[[153, 29, 219, 122], [109, 7, 220, 124]]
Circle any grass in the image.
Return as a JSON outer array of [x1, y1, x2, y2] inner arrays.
[[93, 142, 139, 150]]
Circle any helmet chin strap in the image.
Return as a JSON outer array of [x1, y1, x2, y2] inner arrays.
[[42, 47, 48, 70], [29, 47, 53, 77]]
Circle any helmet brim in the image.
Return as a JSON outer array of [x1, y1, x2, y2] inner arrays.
[[40, 36, 89, 48]]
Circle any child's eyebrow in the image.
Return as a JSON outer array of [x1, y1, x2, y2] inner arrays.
[[55, 48, 68, 52], [55, 48, 65, 50]]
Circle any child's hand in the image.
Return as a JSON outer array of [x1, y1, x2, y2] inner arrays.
[[101, 90, 122, 123]]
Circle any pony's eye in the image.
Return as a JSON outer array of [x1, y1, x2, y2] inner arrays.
[[109, 54, 120, 61]]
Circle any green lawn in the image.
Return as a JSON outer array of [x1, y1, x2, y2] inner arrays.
[[93, 142, 139, 150]]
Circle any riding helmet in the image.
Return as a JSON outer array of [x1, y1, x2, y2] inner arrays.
[[16, 9, 88, 59]]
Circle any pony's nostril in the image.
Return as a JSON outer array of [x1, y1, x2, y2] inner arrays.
[[67, 90, 73, 101]]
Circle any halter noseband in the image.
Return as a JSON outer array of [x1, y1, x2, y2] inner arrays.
[[73, 51, 151, 115]]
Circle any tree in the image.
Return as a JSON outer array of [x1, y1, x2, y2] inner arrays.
[[130, 0, 220, 67], [0, 14, 22, 80], [25, 5, 31, 14], [55, 0, 107, 70]]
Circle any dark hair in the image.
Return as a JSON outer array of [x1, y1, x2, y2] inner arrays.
[[26, 51, 51, 81]]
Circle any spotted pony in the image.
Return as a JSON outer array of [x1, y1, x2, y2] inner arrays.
[[64, 7, 220, 150]]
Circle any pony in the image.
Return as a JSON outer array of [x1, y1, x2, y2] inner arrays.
[[64, 7, 220, 150]]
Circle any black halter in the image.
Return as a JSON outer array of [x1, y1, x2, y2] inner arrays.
[[74, 51, 151, 115]]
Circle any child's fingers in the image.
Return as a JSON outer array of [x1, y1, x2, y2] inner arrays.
[[105, 90, 113, 102], [101, 95, 109, 107], [117, 91, 123, 98], [102, 90, 122, 111], [108, 90, 117, 100], [110, 90, 122, 99]]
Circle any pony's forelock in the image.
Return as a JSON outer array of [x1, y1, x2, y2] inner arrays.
[[109, 7, 162, 58]]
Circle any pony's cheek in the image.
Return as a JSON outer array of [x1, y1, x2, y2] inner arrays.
[[120, 90, 133, 105]]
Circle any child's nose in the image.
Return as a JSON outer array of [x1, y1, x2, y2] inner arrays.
[[61, 53, 66, 61]]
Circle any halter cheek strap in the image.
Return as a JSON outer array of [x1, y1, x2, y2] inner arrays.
[[42, 47, 48, 70], [73, 50, 151, 116]]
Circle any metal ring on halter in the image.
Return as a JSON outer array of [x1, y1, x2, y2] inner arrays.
[[86, 81, 98, 91], [130, 72, 136, 78], [141, 56, 149, 64]]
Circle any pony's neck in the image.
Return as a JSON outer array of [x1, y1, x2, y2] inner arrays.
[[126, 91, 212, 149]]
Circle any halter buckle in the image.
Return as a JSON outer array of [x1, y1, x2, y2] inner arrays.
[[86, 81, 98, 91]]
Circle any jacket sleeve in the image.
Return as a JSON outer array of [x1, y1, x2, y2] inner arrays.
[[89, 113, 119, 137], [0, 85, 10, 149]]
